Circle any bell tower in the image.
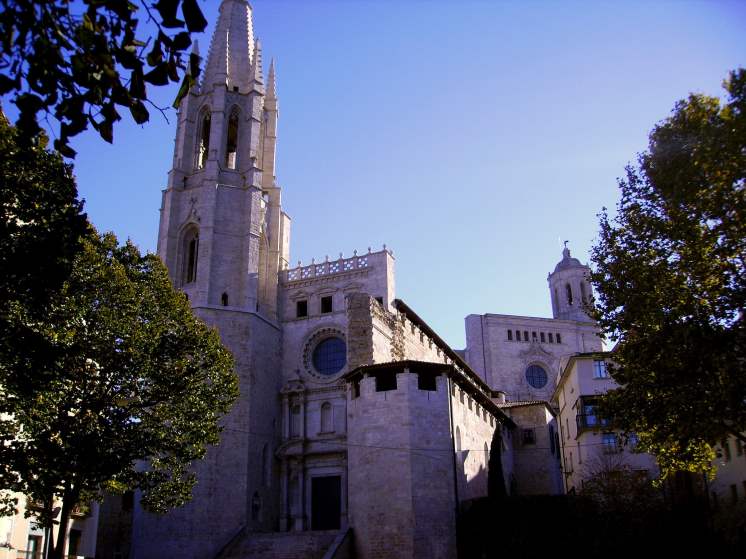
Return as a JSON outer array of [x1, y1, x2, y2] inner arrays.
[[548, 242, 594, 322], [156, 0, 289, 319], [137, 3, 287, 557]]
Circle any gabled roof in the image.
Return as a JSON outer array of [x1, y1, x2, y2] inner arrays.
[[496, 400, 557, 416]]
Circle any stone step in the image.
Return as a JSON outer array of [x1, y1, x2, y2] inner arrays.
[[220, 530, 339, 559]]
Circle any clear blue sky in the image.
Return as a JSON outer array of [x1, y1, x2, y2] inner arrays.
[[29, 0, 746, 348]]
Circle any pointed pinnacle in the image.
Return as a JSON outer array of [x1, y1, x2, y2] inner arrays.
[[267, 58, 277, 99], [253, 38, 264, 84]]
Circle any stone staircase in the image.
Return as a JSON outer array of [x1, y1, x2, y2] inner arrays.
[[218, 530, 340, 559]]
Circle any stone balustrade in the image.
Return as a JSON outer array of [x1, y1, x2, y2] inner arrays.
[[281, 246, 391, 283]]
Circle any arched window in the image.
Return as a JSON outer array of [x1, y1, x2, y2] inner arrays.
[[580, 281, 587, 304], [565, 283, 573, 305], [320, 402, 333, 433], [183, 228, 199, 284], [225, 108, 239, 169], [455, 427, 462, 453], [290, 405, 301, 438], [554, 288, 559, 313], [197, 110, 211, 169], [221, 292, 229, 306]]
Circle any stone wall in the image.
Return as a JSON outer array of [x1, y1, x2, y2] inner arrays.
[[450, 384, 502, 501], [131, 309, 282, 559], [347, 371, 456, 559], [501, 404, 563, 495], [464, 313, 602, 401]]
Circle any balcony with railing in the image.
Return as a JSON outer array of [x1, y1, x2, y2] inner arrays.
[[576, 412, 611, 431]]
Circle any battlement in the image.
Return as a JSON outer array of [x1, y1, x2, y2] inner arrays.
[[281, 246, 392, 284]]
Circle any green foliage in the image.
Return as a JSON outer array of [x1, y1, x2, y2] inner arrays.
[[0, 0, 206, 156], [0, 229, 238, 556], [0, 112, 87, 316], [591, 68, 746, 479]]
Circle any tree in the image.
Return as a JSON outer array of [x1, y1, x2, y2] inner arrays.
[[0, 230, 238, 559], [591, 68, 746, 479], [0, 112, 87, 315], [0, 0, 207, 156], [580, 452, 661, 512]]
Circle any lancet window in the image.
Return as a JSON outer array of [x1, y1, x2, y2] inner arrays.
[[197, 109, 211, 169], [225, 108, 239, 169], [183, 228, 199, 284]]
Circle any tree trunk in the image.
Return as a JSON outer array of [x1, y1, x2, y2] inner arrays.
[[48, 484, 77, 559], [42, 495, 55, 559]]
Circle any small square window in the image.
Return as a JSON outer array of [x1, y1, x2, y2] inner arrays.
[[459, 390, 465, 404], [522, 429, 536, 445], [321, 295, 333, 313], [417, 373, 437, 392], [296, 300, 308, 318], [375, 372, 397, 392], [467, 397, 473, 410]]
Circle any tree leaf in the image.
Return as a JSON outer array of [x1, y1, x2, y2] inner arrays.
[[143, 64, 169, 86], [129, 101, 150, 124], [181, 0, 207, 33]]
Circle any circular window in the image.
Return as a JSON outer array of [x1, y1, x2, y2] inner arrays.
[[525, 364, 548, 389], [312, 337, 347, 376]]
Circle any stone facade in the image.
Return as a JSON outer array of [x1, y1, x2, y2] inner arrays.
[[498, 402, 563, 495], [122, 2, 600, 558]]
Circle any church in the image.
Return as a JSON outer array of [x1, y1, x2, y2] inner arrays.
[[112, 1, 603, 557]]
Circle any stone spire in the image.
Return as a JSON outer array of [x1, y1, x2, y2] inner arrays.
[[266, 58, 277, 103], [202, 0, 255, 92], [251, 38, 264, 86], [188, 40, 201, 94]]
